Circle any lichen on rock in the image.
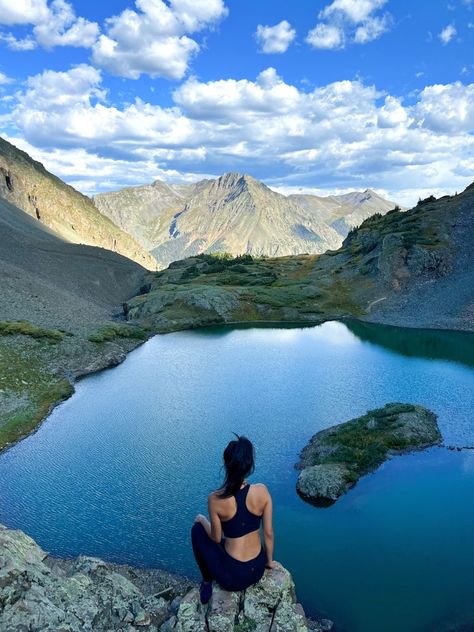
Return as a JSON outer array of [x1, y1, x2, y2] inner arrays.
[[0, 524, 178, 631], [166, 561, 331, 632], [0, 524, 331, 632]]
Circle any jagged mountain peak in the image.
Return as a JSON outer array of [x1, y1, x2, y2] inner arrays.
[[93, 171, 401, 268], [212, 172, 265, 192]]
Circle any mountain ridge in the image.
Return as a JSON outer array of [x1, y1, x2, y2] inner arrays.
[[94, 172, 400, 268]]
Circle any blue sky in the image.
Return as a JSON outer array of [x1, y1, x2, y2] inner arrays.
[[0, 0, 473, 205]]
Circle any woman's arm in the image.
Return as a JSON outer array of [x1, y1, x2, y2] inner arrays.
[[261, 486, 275, 568], [207, 494, 223, 543], [195, 513, 212, 538], [194, 494, 222, 543]]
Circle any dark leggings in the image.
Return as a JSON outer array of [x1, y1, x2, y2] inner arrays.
[[191, 522, 266, 592]]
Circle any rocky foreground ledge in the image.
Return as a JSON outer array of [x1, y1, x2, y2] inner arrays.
[[296, 403, 442, 505], [0, 524, 332, 632]]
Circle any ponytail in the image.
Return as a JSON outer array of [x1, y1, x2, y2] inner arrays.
[[218, 434, 255, 498]]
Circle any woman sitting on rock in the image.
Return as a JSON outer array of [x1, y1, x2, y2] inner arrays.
[[191, 435, 275, 604]]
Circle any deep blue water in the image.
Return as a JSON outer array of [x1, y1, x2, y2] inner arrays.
[[1, 321, 474, 632]]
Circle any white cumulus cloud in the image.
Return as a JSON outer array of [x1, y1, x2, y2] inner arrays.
[[0, 32, 36, 50], [306, 24, 344, 49], [320, 0, 387, 24], [377, 96, 411, 128], [5, 65, 474, 206], [0, 0, 99, 49], [0, 71, 13, 84], [414, 82, 474, 132], [307, 0, 391, 49], [0, 0, 49, 24], [255, 20, 296, 54], [91, 0, 228, 80], [354, 15, 390, 43]]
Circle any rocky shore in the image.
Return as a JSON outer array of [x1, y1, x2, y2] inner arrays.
[[295, 403, 442, 505], [0, 524, 332, 632]]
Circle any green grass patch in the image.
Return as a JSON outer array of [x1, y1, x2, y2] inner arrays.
[[88, 323, 149, 343], [0, 320, 65, 342], [0, 343, 73, 451], [314, 403, 439, 477]]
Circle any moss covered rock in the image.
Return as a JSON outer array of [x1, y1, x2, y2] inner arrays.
[[296, 403, 442, 505]]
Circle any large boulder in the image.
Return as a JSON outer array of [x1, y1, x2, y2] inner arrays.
[[163, 562, 332, 632], [296, 463, 354, 506], [0, 524, 171, 631]]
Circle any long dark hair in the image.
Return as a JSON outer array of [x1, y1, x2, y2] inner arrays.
[[218, 434, 255, 498]]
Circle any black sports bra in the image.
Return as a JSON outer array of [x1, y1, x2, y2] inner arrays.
[[221, 483, 262, 538]]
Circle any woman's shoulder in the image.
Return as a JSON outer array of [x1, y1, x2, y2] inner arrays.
[[249, 483, 270, 497], [208, 488, 225, 502]]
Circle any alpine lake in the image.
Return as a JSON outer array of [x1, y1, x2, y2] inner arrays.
[[1, 321, 474, 632]]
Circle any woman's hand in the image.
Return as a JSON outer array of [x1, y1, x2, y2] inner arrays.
[[194, 514, 207, 524], [265, 561, 277, 570]]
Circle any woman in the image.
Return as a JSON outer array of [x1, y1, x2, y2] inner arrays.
[[191, 435, 275, 604]]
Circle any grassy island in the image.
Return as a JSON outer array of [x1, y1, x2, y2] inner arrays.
[[295, 403, 442, 506]]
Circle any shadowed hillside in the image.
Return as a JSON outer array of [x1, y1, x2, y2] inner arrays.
[[0, 136, 157, 270], [0, 196, 151, 451]]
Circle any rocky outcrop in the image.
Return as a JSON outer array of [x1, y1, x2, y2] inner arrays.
[[162, 563, 332, 632], [0, 524, 330, 632], [295, 403, 442, 505], [0, 524, 179, 631]]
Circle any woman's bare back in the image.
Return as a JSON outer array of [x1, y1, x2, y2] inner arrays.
[[210, 483, 271, 562]]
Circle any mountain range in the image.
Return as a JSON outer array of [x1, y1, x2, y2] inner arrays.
[[93, 173, 400, 268]]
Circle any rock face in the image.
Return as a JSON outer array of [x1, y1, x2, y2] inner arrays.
[[0, 524, 329, 632], [94, 173, 398, 268], [0, 524, 176, 631], [296, 463, 354, 506], [0, 136, 157, 270], [93, 180, 190, 251], [295, 403, 442, 505]]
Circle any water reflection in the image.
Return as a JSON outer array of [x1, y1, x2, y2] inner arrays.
[[345, 319, 474, 368]]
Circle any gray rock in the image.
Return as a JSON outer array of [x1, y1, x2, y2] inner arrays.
[[0, 524, 170, 632], [296, 463, 354, 505], [160, 562, 330, 632], [0, 525, 333, 632], [96, 173, 387, 268]]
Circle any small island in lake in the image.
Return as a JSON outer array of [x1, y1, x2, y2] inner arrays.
[[295, 403, 442, 506]]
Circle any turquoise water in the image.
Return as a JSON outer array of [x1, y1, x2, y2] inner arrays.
[[1, 321, 474, 632]]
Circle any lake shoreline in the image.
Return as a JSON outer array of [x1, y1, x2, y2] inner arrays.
[[2, 314, 474, 458]]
